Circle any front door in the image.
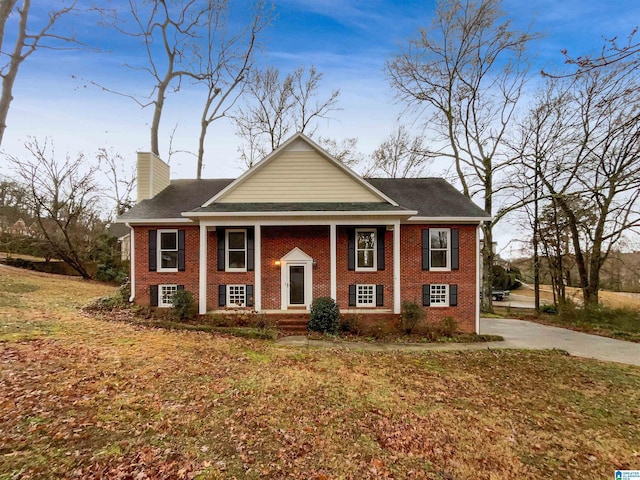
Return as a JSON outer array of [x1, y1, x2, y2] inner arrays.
[[288, 264, 305, 306]]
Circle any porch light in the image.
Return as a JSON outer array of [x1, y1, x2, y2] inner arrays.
[[312, 259, 318, 268], [274, 260, 281, 266]]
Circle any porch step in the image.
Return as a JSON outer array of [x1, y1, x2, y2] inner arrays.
[[275, 314, 309, 335]]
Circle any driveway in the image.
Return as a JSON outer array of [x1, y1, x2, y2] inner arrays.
[[481, 317, 640, 367]]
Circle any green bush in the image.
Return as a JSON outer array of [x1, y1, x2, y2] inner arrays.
[[171, 289, 197, 321], [401, 301, 425, 334], [308, 297, 340, 334], [541, 304, 558, 314]]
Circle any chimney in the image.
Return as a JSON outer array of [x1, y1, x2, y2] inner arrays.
[[136, 152, 170, 202]]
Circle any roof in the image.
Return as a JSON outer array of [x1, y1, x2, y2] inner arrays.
[[117, 177, 488, 222], [118, 179, 234, 220], [367, 178, 489, 219]]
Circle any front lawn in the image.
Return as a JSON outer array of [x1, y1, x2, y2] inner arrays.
[[1, 267, 639, 479]]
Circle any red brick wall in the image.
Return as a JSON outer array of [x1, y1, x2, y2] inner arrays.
[[132, 226, 200, 305], [336, 227, 394, 310], [261, 226, 331, 309], [206, 230, 255, 309], [132, 222, 479, 332], [400, 224, 478, 333]]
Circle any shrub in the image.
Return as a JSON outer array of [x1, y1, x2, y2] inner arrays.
[[308, 297, 340, 334], [401, 301, 425, 334], [437, 316, 458, 337], [541, 304, 558, 314], [340, 314, 363, 335], [171, 289, 197, 321]]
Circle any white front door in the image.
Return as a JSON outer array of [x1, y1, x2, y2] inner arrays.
[[287, 264, 306, 307], [280, 247, 314, 310]]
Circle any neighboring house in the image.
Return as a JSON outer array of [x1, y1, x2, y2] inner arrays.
[[11, 218, 27, 236], [117, 133, 490, 333], [107, 223, 131, 261]]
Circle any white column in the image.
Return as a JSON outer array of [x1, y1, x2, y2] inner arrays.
[[199, 223, 208, 314], [476, 224, 481, 334], [127, 224, 135, 302], [393, 220, 401, 314], [330, 223, 337, 301], [254, 224, 261, 311]]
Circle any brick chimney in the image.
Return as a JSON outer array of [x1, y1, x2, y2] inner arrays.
[[136, 152, 170, 202]]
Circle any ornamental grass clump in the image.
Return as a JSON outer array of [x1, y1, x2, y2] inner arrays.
[[308, 297, 340, 334]]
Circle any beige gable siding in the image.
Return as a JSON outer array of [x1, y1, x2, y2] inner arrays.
[[219, 150, 383, 203]]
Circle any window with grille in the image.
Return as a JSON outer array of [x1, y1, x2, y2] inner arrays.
[[356, 284, 375, 307], [159, 284, 178, 307], [158, 230, 178, 271], [356, 229, 376, 270], [227, 284, 246, 307], [226, 229, 247, 271], [430, 228, 450, 270], [430, 284, 449, 306]]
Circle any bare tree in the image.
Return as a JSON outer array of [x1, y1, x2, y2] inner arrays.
[[234, 65, 340, 167], [386, 0, 539, 311], [367, 125, 431, 178], [96, 148, 136, 217], [314, 136, 364, 170], [194, 0, 270, 178], [8, 139, 104, 279], [517, 49, 640, 305], [0, 0, 80, 146]]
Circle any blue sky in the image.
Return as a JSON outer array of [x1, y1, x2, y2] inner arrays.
[[2, 0, 639, 252]]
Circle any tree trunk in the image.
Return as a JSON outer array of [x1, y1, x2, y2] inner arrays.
[[0, 0, 28, 147], [481, 221, 494, 313]]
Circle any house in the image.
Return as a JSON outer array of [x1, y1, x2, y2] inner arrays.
[[107, 223, 131, 261], [117, 133, 490, 333]]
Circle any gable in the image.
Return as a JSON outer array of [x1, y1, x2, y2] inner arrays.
[[215, 136, 385, 204]]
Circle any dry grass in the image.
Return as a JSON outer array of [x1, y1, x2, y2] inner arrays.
[[515, 284, 640, 310], [1, 266, 639, 479]]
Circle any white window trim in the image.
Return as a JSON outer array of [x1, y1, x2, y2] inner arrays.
[[430, 284, 449, 307], [430, 228, 451, 272], [226, 229, 247, 272], [356, 284, 376, 307], [227, 284, 246, 308], [157, 229, 178, 272], [159, 284, 178, 308], [355, 228, 377, 272]]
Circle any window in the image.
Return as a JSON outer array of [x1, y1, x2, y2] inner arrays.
[[430, 228, 450, 270], [159, 284, 178, 307], [158, 230, 178, 271], [430, 284, 449, 307], [356, 229, 376, 270], [227, 284, 246, 307], [356, 284, 375, 307], [226, 229, 247, 271]]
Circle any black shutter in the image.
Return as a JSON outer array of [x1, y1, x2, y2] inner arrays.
[[376, 285, 384, 306], [377, 227, 385, 270], [347, 228, 355, 270], [177, 230, 186, 271], [422, 229, 430, 270], [449, 284, 458, 306], [247, 228, 255, 271], [349, 284, 356, 306], [149, 229, 157, 271], [217, 228, 225, 271], [150, 285, 158, 307], [218, 284, 226, 307], [246, 284, 254, 307], [177, 285, 184, 291], [422, 284, 430, 306], [451, 229, 459, 271]]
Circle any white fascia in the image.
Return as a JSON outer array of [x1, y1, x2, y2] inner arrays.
[[406, 216, 492, 223], [182, 210, 418, 218]]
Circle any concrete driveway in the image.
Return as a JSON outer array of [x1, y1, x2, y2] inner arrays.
[[481, 317, 640, 367]]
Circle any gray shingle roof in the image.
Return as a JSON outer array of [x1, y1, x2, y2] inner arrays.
[[368, 178, 489, 218], [117, 177, 488, 221]]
